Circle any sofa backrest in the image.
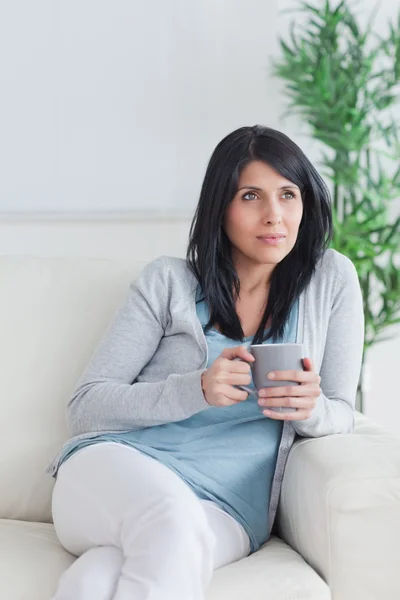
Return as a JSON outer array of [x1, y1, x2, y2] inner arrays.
[[0, 256, 146, 523]]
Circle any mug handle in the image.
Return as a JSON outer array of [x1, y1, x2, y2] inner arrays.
[[232, 357, 256, 396]]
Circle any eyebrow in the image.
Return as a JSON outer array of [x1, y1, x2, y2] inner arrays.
[[238, 185, 300, 191]]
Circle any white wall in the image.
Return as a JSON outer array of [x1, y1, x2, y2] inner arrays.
[[0, 0, 399, 434], [0, 215, 190, 262], [0, 0, 308, 214]]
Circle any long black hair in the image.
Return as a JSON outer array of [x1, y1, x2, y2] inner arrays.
[[186, 125, 333, 343]]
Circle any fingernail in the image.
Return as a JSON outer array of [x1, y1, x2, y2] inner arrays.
[[268, 372, 275, 379]]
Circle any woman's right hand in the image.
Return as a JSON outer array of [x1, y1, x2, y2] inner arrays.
[[201, 345, 255, 407]]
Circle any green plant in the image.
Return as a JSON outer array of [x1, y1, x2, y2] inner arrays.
[[272, 0, 400, 411]]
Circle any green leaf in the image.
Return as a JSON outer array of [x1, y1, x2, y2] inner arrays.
[[383, 216, 400, 246]]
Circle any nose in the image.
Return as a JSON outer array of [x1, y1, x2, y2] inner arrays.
[[261, 199, 282, 225]]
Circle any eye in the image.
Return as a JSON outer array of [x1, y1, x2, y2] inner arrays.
[[242, 192, 258, 201], [281, 190, 296, 200]]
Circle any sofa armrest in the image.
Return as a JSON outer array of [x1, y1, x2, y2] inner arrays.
[[276, 412, 400, 600]]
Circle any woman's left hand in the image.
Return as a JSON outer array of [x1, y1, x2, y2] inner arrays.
[[257, 358, 321, 421]]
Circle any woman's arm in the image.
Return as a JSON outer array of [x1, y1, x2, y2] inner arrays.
[[292, 254, 365, 437], [67, 258, 210, 437]]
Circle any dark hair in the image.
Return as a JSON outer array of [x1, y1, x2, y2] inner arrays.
[[186, 125, 333, 343]]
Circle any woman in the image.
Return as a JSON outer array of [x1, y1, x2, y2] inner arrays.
[[47, 125, 364, 600]]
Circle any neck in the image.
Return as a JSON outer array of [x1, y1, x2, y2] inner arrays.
[[232, 254, 274, 296]]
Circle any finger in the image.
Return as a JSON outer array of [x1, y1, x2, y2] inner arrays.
[[302, 357, 314, 372], [258, 396, 316, 409], [267, 369, 320, 384], [220, 345, 255, 363], [219, 384, 249, 403], [223, 373, 252, 386], [258, 384, 318, 398], [262, 408, 312, 421], [225, 359, 252, 374]]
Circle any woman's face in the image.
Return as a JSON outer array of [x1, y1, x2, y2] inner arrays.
[[223, 160, 304, 271]]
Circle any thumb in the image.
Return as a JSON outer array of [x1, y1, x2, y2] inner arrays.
[[302, 357, 314, 372]]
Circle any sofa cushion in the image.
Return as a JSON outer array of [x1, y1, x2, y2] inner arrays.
[[0, 256, 144, 522], [0, 519, 75, 599], [0, 521, 330, 600]]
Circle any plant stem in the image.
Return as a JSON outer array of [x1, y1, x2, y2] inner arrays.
[[356, 381, 363, 413], [333, 181, 339, 215], [356, 355, 366, 413]]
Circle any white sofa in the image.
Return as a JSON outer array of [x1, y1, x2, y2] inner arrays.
[[1, 255, 399, 600]]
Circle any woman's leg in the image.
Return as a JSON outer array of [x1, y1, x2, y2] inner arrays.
[[200, 500, 250, 570], [51, 442, 249, 600], [51, 546, 124, 600]]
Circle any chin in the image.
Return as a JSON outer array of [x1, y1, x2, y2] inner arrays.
[[253, 255, 281, 266], [258, 250, 289, 266]]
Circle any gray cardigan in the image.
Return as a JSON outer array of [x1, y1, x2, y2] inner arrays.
[[47, 249, 364, 536]]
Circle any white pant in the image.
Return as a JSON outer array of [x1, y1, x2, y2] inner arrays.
[[51, 442, 250, 600]]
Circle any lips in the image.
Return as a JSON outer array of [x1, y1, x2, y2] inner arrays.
[[256, 234, 286, 246]]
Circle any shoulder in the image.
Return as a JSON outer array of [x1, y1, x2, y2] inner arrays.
[[129, 256, 194, 325], [138, 255, 192, 278], [310, 249, 361, 309], [134, 255, 196, 292], [315, 248, 358, 284]]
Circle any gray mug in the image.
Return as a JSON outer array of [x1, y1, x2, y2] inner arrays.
[[235, 343, 304, 413]]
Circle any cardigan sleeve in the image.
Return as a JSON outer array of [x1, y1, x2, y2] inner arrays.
[[67, 256, 210, 437], [292, 252, 364, 437]]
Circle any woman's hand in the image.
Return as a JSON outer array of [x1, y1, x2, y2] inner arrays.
[[257, 358, 321, 420], [201, 345, 255, 407]]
